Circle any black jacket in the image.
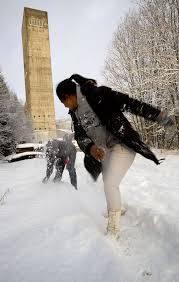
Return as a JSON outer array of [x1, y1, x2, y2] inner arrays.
[[69, 82, 161, 180]]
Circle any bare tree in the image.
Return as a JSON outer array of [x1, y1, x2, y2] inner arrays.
[[104, 0, 179, 149]]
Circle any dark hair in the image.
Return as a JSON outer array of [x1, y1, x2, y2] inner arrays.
[[56, 74, 97, 101], [70, 74, 96, 86], [56, 78, 76, 101]]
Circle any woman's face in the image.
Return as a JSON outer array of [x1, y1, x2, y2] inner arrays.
[[62, 94, 78, 111]]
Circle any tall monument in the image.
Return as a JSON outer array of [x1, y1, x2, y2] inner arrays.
[[22, 7, 56, 142]]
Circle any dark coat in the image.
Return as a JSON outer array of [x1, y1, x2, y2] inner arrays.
[[69, 82, 162, 180], [44, 139, 77, 188]]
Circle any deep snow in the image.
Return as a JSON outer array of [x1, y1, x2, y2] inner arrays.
[[0, 151, 179, 282]]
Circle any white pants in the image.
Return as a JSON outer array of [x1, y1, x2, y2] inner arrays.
[[102, 144, 136, 211]]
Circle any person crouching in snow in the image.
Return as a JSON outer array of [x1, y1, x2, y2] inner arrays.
[[42, 135, 77, 189], [56, 74, 173, 238]]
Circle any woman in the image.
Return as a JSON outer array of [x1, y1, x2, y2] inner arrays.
[[56, 74, 173, 238]]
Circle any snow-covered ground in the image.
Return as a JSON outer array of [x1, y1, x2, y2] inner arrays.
[[0, 152, 179, 282]]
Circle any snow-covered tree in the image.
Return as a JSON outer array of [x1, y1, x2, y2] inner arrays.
[[0, 71, 32, 158], [104, 0, 179, 149], [8, 92, 33, 144], [0, 72, 15, 157]]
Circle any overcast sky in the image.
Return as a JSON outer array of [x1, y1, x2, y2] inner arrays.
[[0, 0, 135, 119]]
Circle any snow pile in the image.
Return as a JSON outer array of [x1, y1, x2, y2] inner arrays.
[[0, 152, 179, 282], [4, 151, 45, 162], [16, 143, 45, 149]]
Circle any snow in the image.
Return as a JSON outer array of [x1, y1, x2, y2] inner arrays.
[[16, 143, 45, 149], [4, 151, 45, 161], [0, 152, 179, 282], [58, 129, 72, 133]]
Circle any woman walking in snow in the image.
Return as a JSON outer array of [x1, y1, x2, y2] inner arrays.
[[56, 74, 173, 238]]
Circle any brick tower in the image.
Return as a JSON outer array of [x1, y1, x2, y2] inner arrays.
[[22, 7, 56, 142]]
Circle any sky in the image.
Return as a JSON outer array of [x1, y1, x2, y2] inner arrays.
[[0, 0, 135, 119]]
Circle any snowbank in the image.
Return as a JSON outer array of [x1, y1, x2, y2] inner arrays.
[[4, 151, 45, 162], [0, 152, 179, 281]]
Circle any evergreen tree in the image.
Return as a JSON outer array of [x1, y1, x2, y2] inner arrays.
[[0, 71, 32, 158]]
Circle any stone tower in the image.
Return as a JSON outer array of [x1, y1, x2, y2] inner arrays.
[[22, 7, 56, 142]]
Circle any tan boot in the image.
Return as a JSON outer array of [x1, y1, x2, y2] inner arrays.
[[107, 210, 121, 238], [103, 207, 126, 218]]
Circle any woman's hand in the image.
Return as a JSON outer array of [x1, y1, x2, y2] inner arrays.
[[90, 145, 105, 161], [157, 111, 174, 127]]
